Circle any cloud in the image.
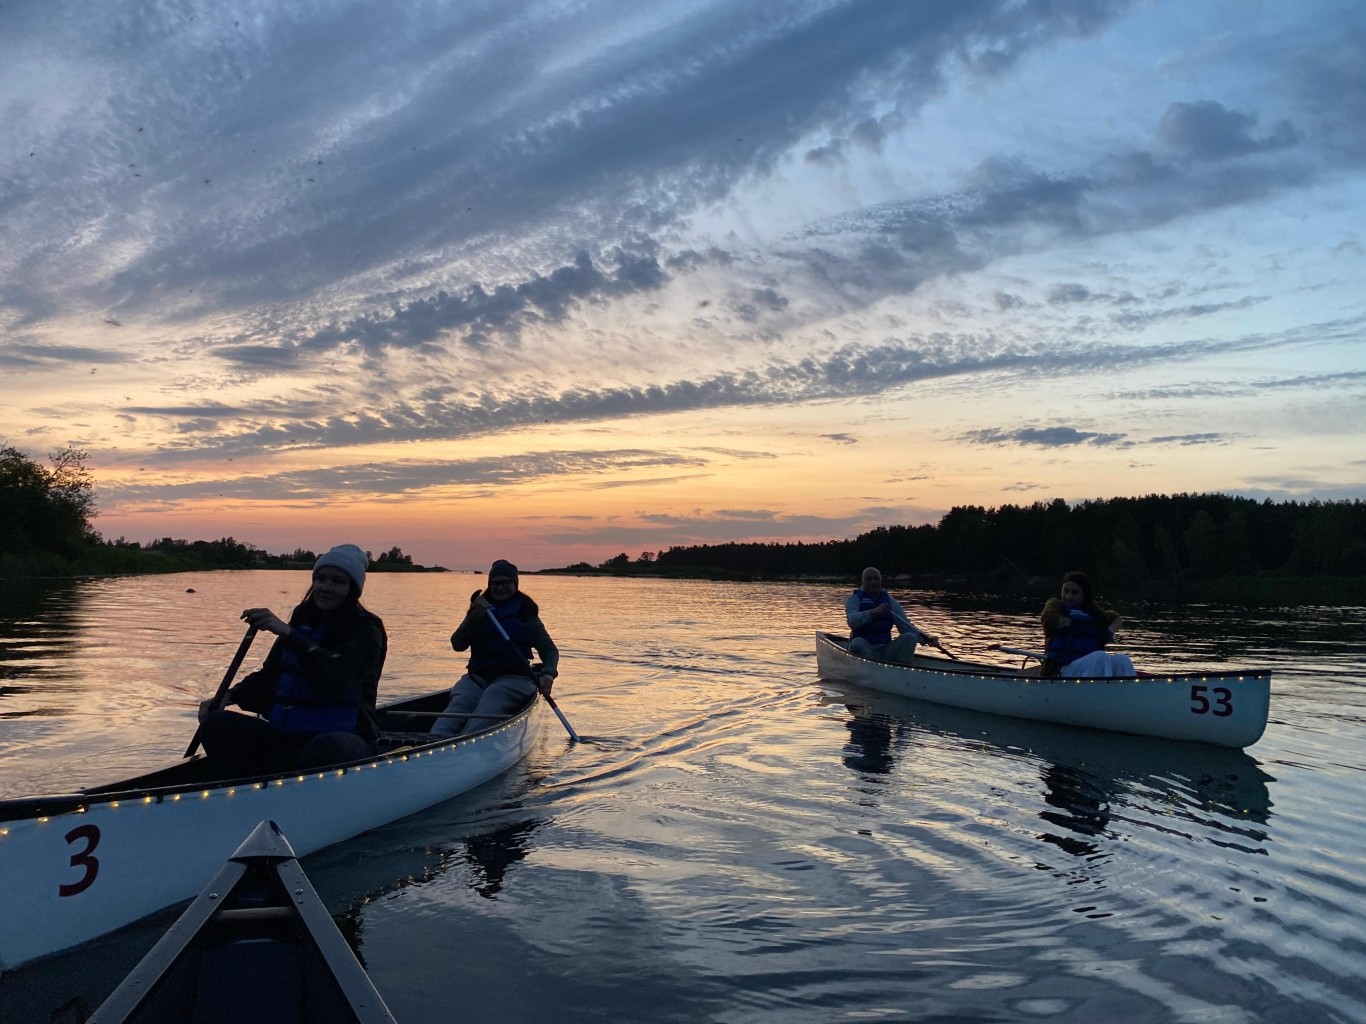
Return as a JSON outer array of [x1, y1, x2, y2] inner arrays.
[[1290, 29, 1366, 162], [804, 144, 844, 168], [1046, 283, 1091, 305], [0, 0, 1141, 329], [1108, 366, 1366, 401], [297, 247, 670, 353], [215, 345, 302, 370], [1147, 432, 1229, 445], [1158, 100, 1301, 162], [1109, 295, 1268, 329], [117, 312, 1360, 463], [541, 503, 940, 546], [100, 449, 711, 508], [960, 426, 1131, 447], [0, 343, 134, 370]]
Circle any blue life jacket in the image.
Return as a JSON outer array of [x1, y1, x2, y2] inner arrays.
[[1044, 607, 1111, 669], [267, 621, 362, 735], [851, 589, 894, 646], [467, 597, 536, 681]]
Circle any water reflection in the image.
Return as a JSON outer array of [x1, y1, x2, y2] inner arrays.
[[820, 682, 1274, 860], [1038, 763, 1112, 858], [463, 818, 542, 899], [841, 705, 906, 776], [0, 579, 84, 702], [332, 906, 369, 969]]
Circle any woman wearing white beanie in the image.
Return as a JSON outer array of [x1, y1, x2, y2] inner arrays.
[[197, 543, 388, 775]]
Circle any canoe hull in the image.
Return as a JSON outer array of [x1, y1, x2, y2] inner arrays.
[[91, 820, 396, 1024], [0, 691, 542, 972], [815, 633, 1269, 748]]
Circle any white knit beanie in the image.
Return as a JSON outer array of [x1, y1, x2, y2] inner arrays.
[[314, 543, 368, 595]]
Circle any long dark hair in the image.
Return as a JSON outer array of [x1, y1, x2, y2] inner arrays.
[[1061, 570, 1106, 618]]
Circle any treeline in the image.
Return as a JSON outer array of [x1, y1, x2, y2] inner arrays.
[[0, 446, 434, 577], [598, 495, 1365, 599], [106, 538, 425, 572]]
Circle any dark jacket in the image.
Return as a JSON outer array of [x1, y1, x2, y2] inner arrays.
[[451, 593, 559, 681], [1040, 598, 1118, 676], [229, 606, 387, 741]]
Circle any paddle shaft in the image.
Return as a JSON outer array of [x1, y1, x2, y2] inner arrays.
[[484, 605, 580, 742], [184, 626, 258, 757], [891, 609, 959, 660]]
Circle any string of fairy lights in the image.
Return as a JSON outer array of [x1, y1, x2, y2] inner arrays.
[[1, 706, 533, 837]]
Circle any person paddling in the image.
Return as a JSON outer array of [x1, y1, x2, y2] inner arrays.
[[845, 566, 938, 664], [1039, 570, 1134, 677], [196, 544, 387, 775], [430, 559, 560, 738]]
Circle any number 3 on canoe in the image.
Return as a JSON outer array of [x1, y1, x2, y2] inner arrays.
[[59, 824, 101, 897], [1190, 684, 1233, 717]]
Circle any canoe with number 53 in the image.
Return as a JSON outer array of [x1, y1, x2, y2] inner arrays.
[[815, 632, 1270, 748], [0, 688, 544, 972]]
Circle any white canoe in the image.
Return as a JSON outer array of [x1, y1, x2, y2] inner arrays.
[[0, 689, 544, 972], [815, 633, 1270, 749]]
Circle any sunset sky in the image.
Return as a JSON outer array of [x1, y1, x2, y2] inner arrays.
[[3, 0, 1364, 570]]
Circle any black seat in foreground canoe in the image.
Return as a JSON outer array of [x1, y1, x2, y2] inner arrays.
[[90, 820, 396, 1024]]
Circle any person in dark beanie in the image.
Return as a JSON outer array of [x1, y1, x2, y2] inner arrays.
[[196, 543, 388, 774], [430, 558, 560, 737]]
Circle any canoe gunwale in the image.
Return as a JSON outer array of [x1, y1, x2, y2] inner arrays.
[[816, 632, 1271, 684], [91, 820, 397, 1024], [815, 632, 1271, 747], [0, 688, 537, 824]]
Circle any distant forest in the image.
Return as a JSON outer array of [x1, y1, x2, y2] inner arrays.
[[6, 446, 1364, 601], [564, 494, 1366, 602], [0, 445, 433, 577]]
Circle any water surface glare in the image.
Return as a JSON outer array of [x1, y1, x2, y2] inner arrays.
[[0, 572, 1363, 1023]]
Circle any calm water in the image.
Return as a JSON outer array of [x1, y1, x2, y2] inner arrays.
[[1, 572, 1364, 1023]]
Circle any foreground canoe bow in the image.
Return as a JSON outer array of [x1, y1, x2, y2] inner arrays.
[[815, 632, 1270, 748], [0, 688, 544, 970], [91, 820, 395, 1024]]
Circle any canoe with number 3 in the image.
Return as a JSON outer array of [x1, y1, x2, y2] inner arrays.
[[815, 632, 1270, 748], [0, 688, 544, 972]]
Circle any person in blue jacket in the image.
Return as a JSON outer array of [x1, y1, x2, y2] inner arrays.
[[845, 566, 938, 663], [431, 559, 560, 737], [197, 543, 387, 775]]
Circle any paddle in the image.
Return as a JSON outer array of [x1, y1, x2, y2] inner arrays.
[[183, 626, 258, 757], [891, 610, 959, 660], [483, 604, 580, 743]]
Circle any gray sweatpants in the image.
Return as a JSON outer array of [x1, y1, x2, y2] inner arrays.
[[849, 633, 920, 664], [429, 672, 538, 737]]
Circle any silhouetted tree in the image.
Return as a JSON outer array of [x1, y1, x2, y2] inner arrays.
[[0, 446, 99, 556]]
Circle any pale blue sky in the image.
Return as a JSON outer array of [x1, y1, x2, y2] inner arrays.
[[2, 0, 1362, 567]]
